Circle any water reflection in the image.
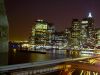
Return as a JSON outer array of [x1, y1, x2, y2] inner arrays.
[[8, 50, 81, 65], [29, 53, 50, 62]]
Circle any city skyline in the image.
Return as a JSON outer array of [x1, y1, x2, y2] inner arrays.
[[5, 0, 100, 41], [1, 1, 100, 74]]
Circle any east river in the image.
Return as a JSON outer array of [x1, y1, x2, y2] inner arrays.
[[8, 50, 80, 65]]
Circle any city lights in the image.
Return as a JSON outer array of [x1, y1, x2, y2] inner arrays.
[[1, 0, 100, 75]]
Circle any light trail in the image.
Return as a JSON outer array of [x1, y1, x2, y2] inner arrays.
[[80, 70, 84, 75]]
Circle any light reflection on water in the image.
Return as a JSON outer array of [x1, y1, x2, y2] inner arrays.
[[30, 53, 50, 62], [1, 49, 93, 65], [8, 50, 81, 65], [8, 51, 51, 64]]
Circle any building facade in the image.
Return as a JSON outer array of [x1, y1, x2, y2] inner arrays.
[[30, 19, 55, 50], [70, 19, 81, 49], [95, 28, 100, 49], [66, 13, 96, 49], [81, 13, 95, 48]]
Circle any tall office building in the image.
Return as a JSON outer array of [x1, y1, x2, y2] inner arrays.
[[70, 19, 81, 49], [65, 28, 71, 48], [81, 12, 95, 48], [0, 0, 8, 65], [68, 12, 95, 49], [95, 28, 100, 49], [30, 19, 55, 50]]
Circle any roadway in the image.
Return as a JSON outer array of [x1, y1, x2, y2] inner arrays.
[[68, 57, 100, 75]]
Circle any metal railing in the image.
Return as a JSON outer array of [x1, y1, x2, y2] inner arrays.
[[0, 57, 93, 75]]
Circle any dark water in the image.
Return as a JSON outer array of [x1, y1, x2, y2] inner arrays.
[[8, 50, 80, 65], [9, 51, 50, 64]]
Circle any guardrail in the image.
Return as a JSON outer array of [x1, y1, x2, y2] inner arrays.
[[0, 56, 93, 75]]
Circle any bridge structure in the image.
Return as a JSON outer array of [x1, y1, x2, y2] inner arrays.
[[0, 56, 100, 75]]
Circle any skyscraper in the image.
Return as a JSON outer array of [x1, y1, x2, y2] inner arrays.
[[81, 12, 95, 48], [68, 12, 95, 49], [95, 28, 100, 49], [70, 19, 81, 49], [30, 19, 55, 50]]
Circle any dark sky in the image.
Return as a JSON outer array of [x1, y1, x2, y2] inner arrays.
[[5, 0, 100, 41]]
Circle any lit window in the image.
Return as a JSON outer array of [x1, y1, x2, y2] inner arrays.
[[81, 21, 88, 24]]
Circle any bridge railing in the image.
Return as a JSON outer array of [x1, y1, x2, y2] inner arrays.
[[0, 57, 93, 75]]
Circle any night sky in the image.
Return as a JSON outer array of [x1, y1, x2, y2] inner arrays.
[[5, 0, 100, 41]]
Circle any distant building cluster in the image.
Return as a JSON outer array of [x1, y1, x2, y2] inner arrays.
[[29, 13, 100, 50]]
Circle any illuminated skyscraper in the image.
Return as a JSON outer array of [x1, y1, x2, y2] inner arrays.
[[95, 28, 100, 49], [67, 12, 95, 49], [65, 28, 71, 48], [30, 19, 55, 50], [70, 19, 81, 49], [81, 12, 95, 48]]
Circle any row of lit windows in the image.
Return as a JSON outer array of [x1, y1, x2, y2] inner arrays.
[[35, 24, 47, 29]]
